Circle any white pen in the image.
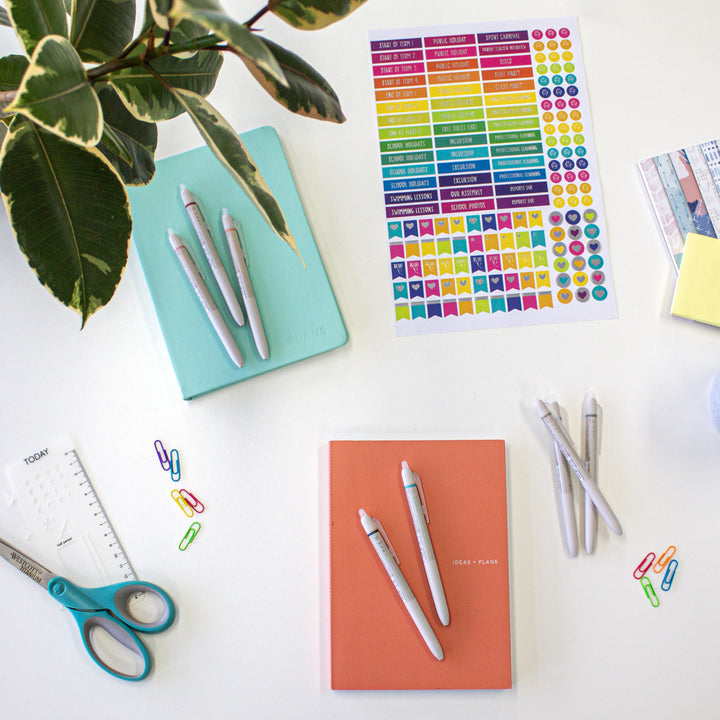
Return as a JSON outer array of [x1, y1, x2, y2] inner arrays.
[[168, 230, 244, 368], [550, 403, 578, 558], [222, 210, 269, 360], [180, 184, 246, 327], [358, 509, 444, 660], [400, 461, 449, 625], [583, 392, 599, 554], [535, 398, 622, 536]]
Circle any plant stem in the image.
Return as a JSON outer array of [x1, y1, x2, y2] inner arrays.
[[86, 34, 224, 81], [245, 0, 284, 29]]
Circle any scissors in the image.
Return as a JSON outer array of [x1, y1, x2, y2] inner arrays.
[[0, 535, 176, 681]]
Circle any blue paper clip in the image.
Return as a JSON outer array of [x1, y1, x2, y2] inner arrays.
[[633, 552, 655, 579], [154, 440, 171, 471], [640, 576, 659, 607], [179, 522, 201, 551], [170, 448, 181, 482], [661, 559, 678, 591]]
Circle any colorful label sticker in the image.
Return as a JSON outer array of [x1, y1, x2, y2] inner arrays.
[[371, 17, 617, 335]]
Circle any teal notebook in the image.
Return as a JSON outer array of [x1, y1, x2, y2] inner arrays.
[[128, 126, 347, 400]]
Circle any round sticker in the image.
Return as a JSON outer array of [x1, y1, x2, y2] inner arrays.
[[546, 28, 557, 39], [555, 98, 567, 110], [581, 195, 594, 206], [592, 286, 608, 301], [565, 210, 581, 225], [538, 76, 550, 87], [568, 196, 579, 207], [590, 270, 605, 284], [586, 239, 602, 254], [567, 85, 579, 96], [583, 208, 597, 223], [584, 224, 600, 239], [559, 27, 570, 38], [550, 172, 562, 183], [565, 171, 576, 183], [552, 242, 567, 256], [554, 257, 569, 272], [571, 256, 586, 271], [548, 210, 564, 225], [573, 271, 588, 286], [553, 197, 565, 208], [548, 159, 561, 171], [569, 239, 585, 256], [553, 86, 565, 97], [575, 287, 590, 303], [557, 288, 573, 304], [566, 73, 577, 84], [588, 254, 604, 269], [563, 158, 575, 170], [547, 147, 559, 159], [550, 226, 566, 241]]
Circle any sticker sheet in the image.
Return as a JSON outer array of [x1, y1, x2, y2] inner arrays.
[[369, 18, 617, 335]]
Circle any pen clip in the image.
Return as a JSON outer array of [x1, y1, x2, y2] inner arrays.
[[374, 517, 400, 564], [413, 471, 430, 523]]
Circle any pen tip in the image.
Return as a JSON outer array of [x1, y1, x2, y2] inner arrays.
[[358, 509, 367, 519], [401, 460, 409, 470]]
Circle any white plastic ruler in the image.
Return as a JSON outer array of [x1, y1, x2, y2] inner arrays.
[[1, 439, 136, 587]]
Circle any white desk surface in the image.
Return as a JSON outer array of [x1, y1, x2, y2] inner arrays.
[[1, 1, 719, 717]]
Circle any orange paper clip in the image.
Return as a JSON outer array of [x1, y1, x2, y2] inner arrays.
[[171, 488, 194, 517], [179, 489, 204, 513], [640, 576, 659, 607], [633, 552, 655, 579], [653, 545, 676, 573]]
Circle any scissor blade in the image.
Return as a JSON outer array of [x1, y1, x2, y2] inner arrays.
[[0, 537, 54, 589]]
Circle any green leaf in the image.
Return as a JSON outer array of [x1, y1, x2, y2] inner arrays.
[[169, 0, 287, 86], [0, 54, 29, 91], [0, 117, 132, 327], [6, 0, 68, 56], [6, 36, 102, 146], [241, 37, 344, 123], [170, 88, 300, 259], [96, 85, 157, 186], [70, 0, 136, 63], [109, 49, 222, 122], [272, 0, 368, 30]]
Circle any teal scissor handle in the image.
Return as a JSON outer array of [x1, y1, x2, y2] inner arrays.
[[47, 577, 176, 681]]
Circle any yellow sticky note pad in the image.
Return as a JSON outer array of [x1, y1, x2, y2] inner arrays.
[[671, 233, 720, 326]]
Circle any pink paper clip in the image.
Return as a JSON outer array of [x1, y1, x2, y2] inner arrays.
[[633, 552, 655, 579], [154, 440, 170, 471], [179, 489, 204, 513], [653, 545, 676, 573]]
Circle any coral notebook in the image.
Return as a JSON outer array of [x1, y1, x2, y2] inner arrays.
[[329, 440, 511, 690]]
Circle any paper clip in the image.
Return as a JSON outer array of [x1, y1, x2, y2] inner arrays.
[[661, 559, 678, 591], [640, 576, 659, 607], [653, 545, 676, 573], [179, 522, 201, 551], [154, 440, 171, 471], [633, 552, 655, 579], [170, 448, 181, 482], [171, 488, 194, 517], [179, 489, 204, 513]]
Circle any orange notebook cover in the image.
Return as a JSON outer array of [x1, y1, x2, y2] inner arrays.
[[329, 440, 511, 690]]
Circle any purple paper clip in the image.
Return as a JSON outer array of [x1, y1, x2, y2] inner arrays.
[[633, 552, 655, 579], [154, 440, 171, 471]]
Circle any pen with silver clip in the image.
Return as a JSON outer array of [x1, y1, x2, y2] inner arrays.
[[582, 392, 599, 554], [535, 398, 622, 536], [168, 230, 244, 368], [550, 402, 578, 557], [222, 210, 269, 360], [359, 509, 444, 660], [400, 461, 450, 625], [180, 185, 246, 327]]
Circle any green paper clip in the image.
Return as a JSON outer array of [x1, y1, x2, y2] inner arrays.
[[179, 522, 201, 551], [640, 576, 659, 607]]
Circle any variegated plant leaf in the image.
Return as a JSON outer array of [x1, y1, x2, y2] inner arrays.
[[70, 0, 136, 63], [169, 0, 287, 86], [0, 116, 132, 327], [272, 0, 368, 30], [6, 35, 102, 147], [0, 54, 29, 91], [147, 0, 174, 30], [109, 49, 222, 122], [96, 85, 158, 185], [6, 0, 68, 56], [241, 37, 344, 122], [170, 87, 301, 259]]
